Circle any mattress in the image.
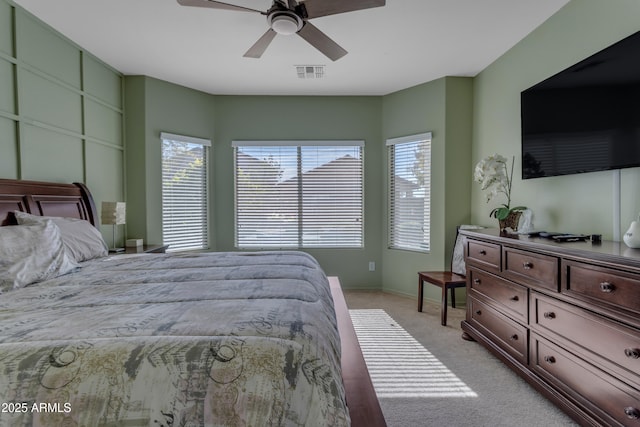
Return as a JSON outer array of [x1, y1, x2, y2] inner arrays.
[[0, 251, 349, 426]]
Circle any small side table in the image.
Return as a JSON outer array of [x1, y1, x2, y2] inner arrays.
[[123, 244, 169, 254], [418, 271, 466, 326]]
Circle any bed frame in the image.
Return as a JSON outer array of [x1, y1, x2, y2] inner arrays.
[[0, 178, 386, 427], [330, 277, 387, 427], [0, 178, 97, 227]]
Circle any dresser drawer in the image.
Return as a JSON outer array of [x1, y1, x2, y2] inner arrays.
[[503, 247, 559, 291], [469, 297, 528, 364], [531, 292, 640, 387], [466, 240, 501, 272], [563, 259, 640, 317], [468, 267, 528, 324], [531, 334, 640, 427]]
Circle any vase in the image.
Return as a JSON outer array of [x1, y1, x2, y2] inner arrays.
[[498, 211, 522, 231], [623, 220, 640, 248]]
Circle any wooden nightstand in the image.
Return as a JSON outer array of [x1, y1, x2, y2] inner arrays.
[[122, 244, 169, 254]]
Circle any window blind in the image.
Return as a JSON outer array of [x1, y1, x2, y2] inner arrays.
[[161, 132, 210, 251], [387, 133, 431, 252], [233, 140, 364, 249]]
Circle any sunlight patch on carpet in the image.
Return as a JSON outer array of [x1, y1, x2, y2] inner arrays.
[[349, 309, 477, 398]]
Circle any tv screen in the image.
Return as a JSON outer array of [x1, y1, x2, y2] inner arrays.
[[521, 30, 640, 179]]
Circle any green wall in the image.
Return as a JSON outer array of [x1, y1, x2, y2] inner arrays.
[[381, 77, 473, 299], [471, 0, 640, 239], [124, 84, 385, 289], [124, 76, 215, 246], [0, 0, 124, 239], [212, 95, 384, 289], [123, 79, 472, 294]]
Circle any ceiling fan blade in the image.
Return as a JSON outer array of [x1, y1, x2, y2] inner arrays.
[[297, 22, 347, 61], [244, 29, 277, 58], [300, 0, 385, 19], [177, 0, 263, 13]]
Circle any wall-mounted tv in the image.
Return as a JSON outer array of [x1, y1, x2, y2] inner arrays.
[[521, 30, 640, 179]]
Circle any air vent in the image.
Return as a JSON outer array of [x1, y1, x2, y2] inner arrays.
[[295, 65, 325, 79]]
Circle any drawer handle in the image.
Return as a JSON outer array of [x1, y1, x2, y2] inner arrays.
[[473, 279, 481, 285], [510, 296, 519, 302], [624, 407, 640, 420], [479, 250, 487, 255], [543, 355, 556, 364], [543, 311, 556, 319], [522, 261, 533, 270], [600, 281, 615, 293], [475, 310, 482, 316], [624, 348, 640, 359], [510, 334, 518, 341]]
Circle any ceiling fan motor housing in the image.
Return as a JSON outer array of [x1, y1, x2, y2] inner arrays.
[[268, 10, 303, 35]]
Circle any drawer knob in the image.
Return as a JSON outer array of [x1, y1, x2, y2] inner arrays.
[[522, 261, 533, 270], [475, 310, 482, 316], [624, 407, 640, 420], [543, 355, 556, 364], [510, 296, 519, 302], [510, 334, 518, 341], [473, 278, 481, 285], [543, 311, 556, 319], [624, 348, 640, 359], [479, 250, 487, 255], [600, 281, 615, 293]]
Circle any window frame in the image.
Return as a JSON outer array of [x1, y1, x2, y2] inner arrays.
[[387, 132, 432, 253], [233, 140, 365, 249], [160, 131, 211, 252]]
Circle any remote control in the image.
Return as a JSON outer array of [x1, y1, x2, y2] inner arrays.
[[538, 232, 564, 238], [552, 234, 589, 242]]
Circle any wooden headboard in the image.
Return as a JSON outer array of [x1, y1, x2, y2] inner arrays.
[[0, 178, 98, 227]]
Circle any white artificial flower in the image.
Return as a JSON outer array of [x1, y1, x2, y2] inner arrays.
[[474, 153, 526, 222], [474, 154, 511, 204]]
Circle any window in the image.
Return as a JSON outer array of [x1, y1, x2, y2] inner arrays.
[[388, 132, 431, 252], [233, 140, 364, 249], [161, 132, 210, 251]]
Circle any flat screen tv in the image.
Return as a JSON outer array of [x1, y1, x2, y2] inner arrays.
[[521, 30, 640, 179]]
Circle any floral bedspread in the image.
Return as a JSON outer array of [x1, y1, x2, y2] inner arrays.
[[0, 251, 349, 426]]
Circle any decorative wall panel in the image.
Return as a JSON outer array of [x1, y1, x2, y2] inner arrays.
[[0, 0, 124, 211]]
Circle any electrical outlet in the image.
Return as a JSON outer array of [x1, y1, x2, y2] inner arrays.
[[368, 261, 375, 272]]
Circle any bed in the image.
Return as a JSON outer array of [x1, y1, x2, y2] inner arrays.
[[0, 178, 385, 426]]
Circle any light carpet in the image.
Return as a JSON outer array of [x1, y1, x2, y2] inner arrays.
[[346, 290, 577, 427], [350, 309, 476, 399]]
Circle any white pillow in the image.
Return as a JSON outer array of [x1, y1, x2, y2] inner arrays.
[[14, 211, 108, 262], [0, 221, 79, 292]]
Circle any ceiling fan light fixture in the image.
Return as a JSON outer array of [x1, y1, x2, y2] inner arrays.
[[268, 12, 302, 35]]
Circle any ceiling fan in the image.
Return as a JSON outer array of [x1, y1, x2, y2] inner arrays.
[[176, 0, 386, 61]]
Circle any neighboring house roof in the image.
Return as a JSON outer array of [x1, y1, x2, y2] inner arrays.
[[393, 175, 419, 195], [278, 155, 361, 187], [236, 151, 282, 185]]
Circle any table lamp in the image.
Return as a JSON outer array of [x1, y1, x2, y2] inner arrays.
[[101, 201, 126, 252]]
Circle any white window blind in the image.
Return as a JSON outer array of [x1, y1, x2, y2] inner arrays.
[[161, 132, 210, 251], [233, 140, 364, 249], [387, 132, 431, 252]]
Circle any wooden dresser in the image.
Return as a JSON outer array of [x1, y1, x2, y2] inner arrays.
[[460, 229, 640, 427]]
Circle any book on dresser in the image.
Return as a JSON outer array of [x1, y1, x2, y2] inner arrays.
[[459, 228, 640, 427]]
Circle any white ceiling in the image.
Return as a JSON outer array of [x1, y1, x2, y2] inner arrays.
[[14, 0, 569, 96]]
